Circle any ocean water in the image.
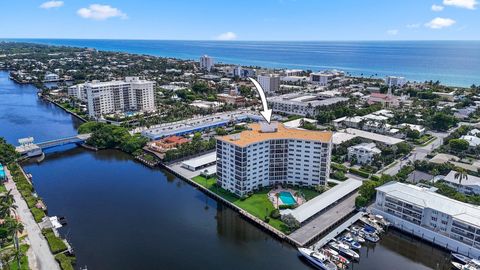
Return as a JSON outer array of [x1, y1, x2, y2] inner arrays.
[[5, 39, 480, 87]]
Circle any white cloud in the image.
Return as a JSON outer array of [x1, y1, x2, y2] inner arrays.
[[40, 1, 64, 9], [77, 4, 127, 20], [406, 23, 421, 29], [443, 0, 478, 9], [431, 4, 445, 11], [425, 17, 456, 29], [386, 29, 399, 36], [215, 32, 237, 41]]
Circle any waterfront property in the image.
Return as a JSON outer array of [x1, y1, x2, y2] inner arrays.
[[267, 188, 305, 208], [69, 77, 156, 118], [216, 122, 332, 197], [139, 110, 263, 140], [373, 181, 480, 258], [181, 152, 217, 171]]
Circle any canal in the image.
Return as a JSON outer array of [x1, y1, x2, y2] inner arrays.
[[0, 70, 452, 269]]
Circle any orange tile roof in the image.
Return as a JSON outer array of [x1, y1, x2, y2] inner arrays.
[[217, 122, 332, 147]]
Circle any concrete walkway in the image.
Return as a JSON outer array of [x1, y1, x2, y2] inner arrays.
[[4, 168, 60, 270]]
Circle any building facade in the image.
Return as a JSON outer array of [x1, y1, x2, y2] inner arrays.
[[374, 182, 480, 258], [385, 76, 406, 87], [68, 84, 87, 102], [257, 74, 280, 93], [216, 122, 332, 197], [268, 93, 349, 117], [84, 77, 155, 118], [347, 142, 381, 164], [200, 55, 214, 72]]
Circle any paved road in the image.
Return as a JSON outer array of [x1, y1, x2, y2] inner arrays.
[[4, 168, 60, 270], [382, 130, 448, 176]]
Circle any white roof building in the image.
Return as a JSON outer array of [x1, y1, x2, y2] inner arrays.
[[283, 179, 362, 223], [443, 170, 480, 195], [344, 128, 404, 145], [461, 135, 480, 147]]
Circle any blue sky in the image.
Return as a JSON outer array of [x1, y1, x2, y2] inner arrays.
[[1, 0, 479, 40]]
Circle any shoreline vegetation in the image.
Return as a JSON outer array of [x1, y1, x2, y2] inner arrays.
[[1, 138, 74, 270]]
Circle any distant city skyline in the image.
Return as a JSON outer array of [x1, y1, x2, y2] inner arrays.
[[0, 0, 479, 40]]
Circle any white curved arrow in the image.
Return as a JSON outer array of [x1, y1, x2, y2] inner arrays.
[[248, 77, 272, 123]]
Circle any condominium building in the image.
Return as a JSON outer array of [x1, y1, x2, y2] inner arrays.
[[347, 142, 381, 164], [268, 93, 349, 117], [68, 83, 87, 102], [200, 55, 214, 72], [374, 182, 480, 258], [257, 74, 280, 93], [385, 76, 406, 87], [216, 122, 332, 197], [84, 77, 155, 118]]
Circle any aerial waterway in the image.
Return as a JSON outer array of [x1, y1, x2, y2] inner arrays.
[[0, 70, 452, 269]]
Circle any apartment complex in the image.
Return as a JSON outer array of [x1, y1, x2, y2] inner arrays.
[[216, 122, 332, 197], [348, 142, 381, 164], [374, 182, 480, 258], [81, 77, 155, 118], [268, 93, 349, 117], [385, 76, 406, 87], [200, 55, 214, 72], [68, 83, 87, 102], [257, 74, 280, 93]]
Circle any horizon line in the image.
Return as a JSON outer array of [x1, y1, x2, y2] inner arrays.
[[2, 37, 480, 42]]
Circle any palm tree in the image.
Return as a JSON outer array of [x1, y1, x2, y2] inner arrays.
[[431, 168, 439, 185], [275, 193, 280, 209], [5, 218, 24, 270], [454, 168, 468, 186]]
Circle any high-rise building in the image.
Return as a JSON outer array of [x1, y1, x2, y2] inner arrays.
[[68, 84, 87, 102], [374, 181, 480, 258], [385, 76, 406, 87], [84, 77, 155, 118], [200, 55, 214, 72], [257, 74, 280, 93], [216, 122, 332, 197]]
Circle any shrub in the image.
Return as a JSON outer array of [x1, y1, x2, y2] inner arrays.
[[349, 168, 370, 178], [264, 217, 270, 223], [30, 207, 46, 223], [42, 229, 68, 254], [270, 209, 280, 219], [55, 253, 76, 270], [370, 175, 381, 181], [355, 196, 369, 208]]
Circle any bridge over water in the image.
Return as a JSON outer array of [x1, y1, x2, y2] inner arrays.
[[16, 133, 91, 157]]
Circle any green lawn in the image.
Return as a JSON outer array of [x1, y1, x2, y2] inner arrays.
[[55, 253, 76, 270], [42, 229, 68, 254], [293, 187, 322, 201], [0, 184, 7, 193], [191, 176, 289, 233]]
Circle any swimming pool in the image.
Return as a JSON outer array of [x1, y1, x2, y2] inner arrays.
[[279, 191, 296, 206], [0, 164, 5, 180]]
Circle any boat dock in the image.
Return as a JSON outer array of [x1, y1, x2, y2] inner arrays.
[[310, 211, 365, 250]]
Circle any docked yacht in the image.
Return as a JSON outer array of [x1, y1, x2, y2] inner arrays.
[[298, 248, 338, 270], [359, 231, 380, 243], [323, 248, 350, 265], [328, 241, 360, 260], [452, 253, 473, 265], [452, 260, 480, 270], [339, 236, 362, 250]]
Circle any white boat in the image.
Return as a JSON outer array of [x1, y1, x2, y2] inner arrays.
[[328, 241, 360, 260], [452, 261, 480, 270], [323, 248, 350, 265], [339, 236, 362, 250], [359, 231, 380, 243], [298, 248, 338, 270], [347, 231, 365, 243], [360, 217, 384, 233], [452, 253, 473, 264]]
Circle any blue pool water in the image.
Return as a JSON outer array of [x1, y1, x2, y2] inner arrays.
[[0, 164, 5, 180], [279, 191, 296, 205]]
